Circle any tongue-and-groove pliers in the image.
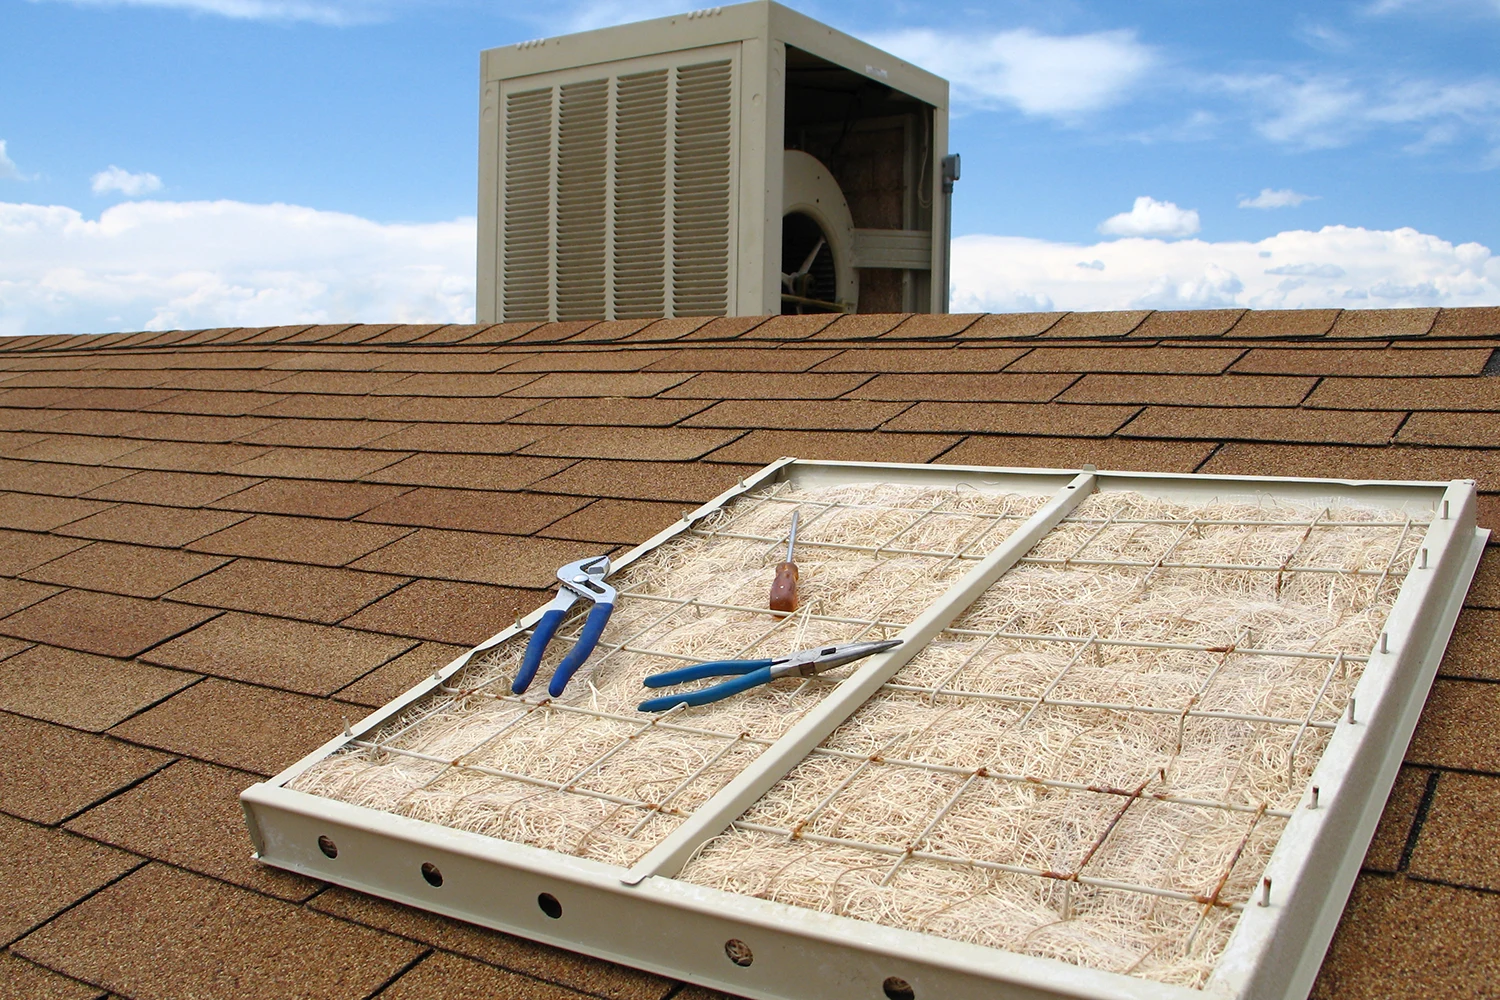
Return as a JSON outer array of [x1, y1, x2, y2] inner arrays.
[[513, 554, 615, 698]]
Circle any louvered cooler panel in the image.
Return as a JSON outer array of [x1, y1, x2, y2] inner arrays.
[[497, 48, 739, 322]]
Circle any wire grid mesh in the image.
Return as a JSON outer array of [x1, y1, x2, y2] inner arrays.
[[288, 479, 1051, 866], [678, 489, 1427, 988]]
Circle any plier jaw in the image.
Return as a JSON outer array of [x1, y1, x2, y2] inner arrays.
[[512, 555, 616, 698]]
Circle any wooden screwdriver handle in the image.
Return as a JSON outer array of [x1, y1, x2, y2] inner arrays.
[[769, 561, 799, 613]]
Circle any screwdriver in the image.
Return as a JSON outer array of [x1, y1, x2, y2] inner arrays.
[[769, 510, 799, 614]]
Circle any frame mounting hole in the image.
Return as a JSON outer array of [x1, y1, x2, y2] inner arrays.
[[883, 977, 915, 1000], [724, 939, 753, 967], [538, 892, 563, 919], [317, 835, 338, 859], [420, 862, 443, 887]]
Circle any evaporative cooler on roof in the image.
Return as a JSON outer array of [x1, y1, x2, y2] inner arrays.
[[476, 1, 953, 322], [243, 458, 1486, 1000]]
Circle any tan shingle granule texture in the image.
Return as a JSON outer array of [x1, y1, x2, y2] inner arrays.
[[2, 308, 1498, 1000]]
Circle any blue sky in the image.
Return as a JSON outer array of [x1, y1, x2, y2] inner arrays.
[[2, 0, 1499, 333]]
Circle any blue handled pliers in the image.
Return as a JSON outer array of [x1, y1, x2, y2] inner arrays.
[[637, 638, 902, 712], [513, 554, 616, 698]]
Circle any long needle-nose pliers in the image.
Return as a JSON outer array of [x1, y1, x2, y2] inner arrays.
[[637, 638, 902, 712], [513, 555, 615, 698]]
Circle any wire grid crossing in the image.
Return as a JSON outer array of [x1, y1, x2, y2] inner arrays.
[[679, 489, 1427, 987], [288, 480, 1052, 867]]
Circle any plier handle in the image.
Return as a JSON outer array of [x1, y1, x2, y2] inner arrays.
[[637, 639, 902, 712], [512, 555, 616, 698]]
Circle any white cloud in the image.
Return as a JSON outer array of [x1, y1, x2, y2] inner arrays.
[[0, 199, 475, 337], [869, 28, 1153, 117], [1098, 196, 1201, 239], [91, 166, 163, 197], [38, 0, 393, 25], [0, 141, 22, 182], [952, 225, 1498, 312], [1239, 188, 1318, 209]]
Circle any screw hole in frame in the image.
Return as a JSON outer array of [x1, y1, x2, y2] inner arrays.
[[420, 862, 443, 887], [883, 976, 915, 1000], [724, 939, 753, 967], [317, 835, 338, 859], [538, 892, 563, 919]]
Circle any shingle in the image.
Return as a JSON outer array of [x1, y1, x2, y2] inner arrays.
[[1007, 346, 1243, 374], [0, 529, 88, 574], [21, 409, 152, 437], [11, 864, 422, 1000], [681, 398, 910, 431], [58, 387, 184, 411], [1036, 310, 1151, 339], [847, 372, 1076, 402], [501, 349, 675, 373], [809, 347, 1026, 373], [369, 371, 543, 398], [1466, 548, 1500, 609], [341, 580, 540, 646], [521, 426, 744, 461], [808, 313, 911, 341], [247, 392, 400, 420], [1306, 377, 1500, 411], [617, 316, 716, 342], [122, 413, 279, 443], [1406, 679, 1500, 772], [166, 559, 407, 625], [508, 397, 711, 427], [642, 347, 838, 372], [261, 370, 412, 395], [1310, 876, 1500, 1000], [375, 950, 597, 1000], [309, 887, 674, 1000], [706, 430, 961, 466], [0, 590, 218, 658], [1363, 765, 1430, 873], [334, 641, 467, 707], [23, 541, 229, 598], [1406, 771, 1500, 890], [676, 316, 769, 341], [541, 499, 703, 545], [64, 757, 321, 901], [236, 418, 413, 449], [186, 513, 411, 567], [0, 386, 77, 408], [1126, 309, 1246, 339], [415, 322, 532, 346], [0, 644, 197, 731], [357, 487, 587, 535], [143, 613, 412, 696], [0, 429, 48, 456], [0, 493, 112, 531], [372, 352, 515, 373], [885, 401, 1138, 437], [739, 314, 839, 340], [153, 369, 289, 392], [0, 578, 63, 618], [1436, 608, 1500, 680], [0, 712, 170, 824], [142, 389, 290, 416], [208, 478, 409, 519], [0, 952, 105, 1000], [1329, 307, 1439, 339], [264, 350, 390, 371], [1225, 309, 1341, 339], [365, 422, 546, 454], [229, 446, 410, 481], [80, 469, 264, 506], [362, 453, 571, 491], [1059, 373, 1316, 406], [1119, 406, 1405, 445], [369, 394, 542, 424], [953, 312, 1065, 339], [1202, 443, 1500, 489], [505, 372, 691, 398], [56, 502, 247, 547], [530, 459, 754, 503], [1429, 306, 1500, 338], [350, 529, 601, 588], [661, 372, 870, 400], [506, 320, 604, 345], [0, 406, 57, 430], [311, 323, 397, 345], [880, 313, 982, 339], [110, 678, 348, 774], [108, 440, 271, 473], [1232, 348, 1489, 377], [937, 435, 1215, 473], [10, 433, 149, 465], [1398, 412, 1500, 448], [0, 814, 140, 947]]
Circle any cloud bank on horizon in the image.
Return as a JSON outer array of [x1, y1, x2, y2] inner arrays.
[[2, 194, 1494, 337]]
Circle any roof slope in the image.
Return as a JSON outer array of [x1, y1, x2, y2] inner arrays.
[[0, 306, 1497, 1000]]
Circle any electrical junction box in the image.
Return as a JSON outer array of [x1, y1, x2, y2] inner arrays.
[[476, 1, 951, 322]]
